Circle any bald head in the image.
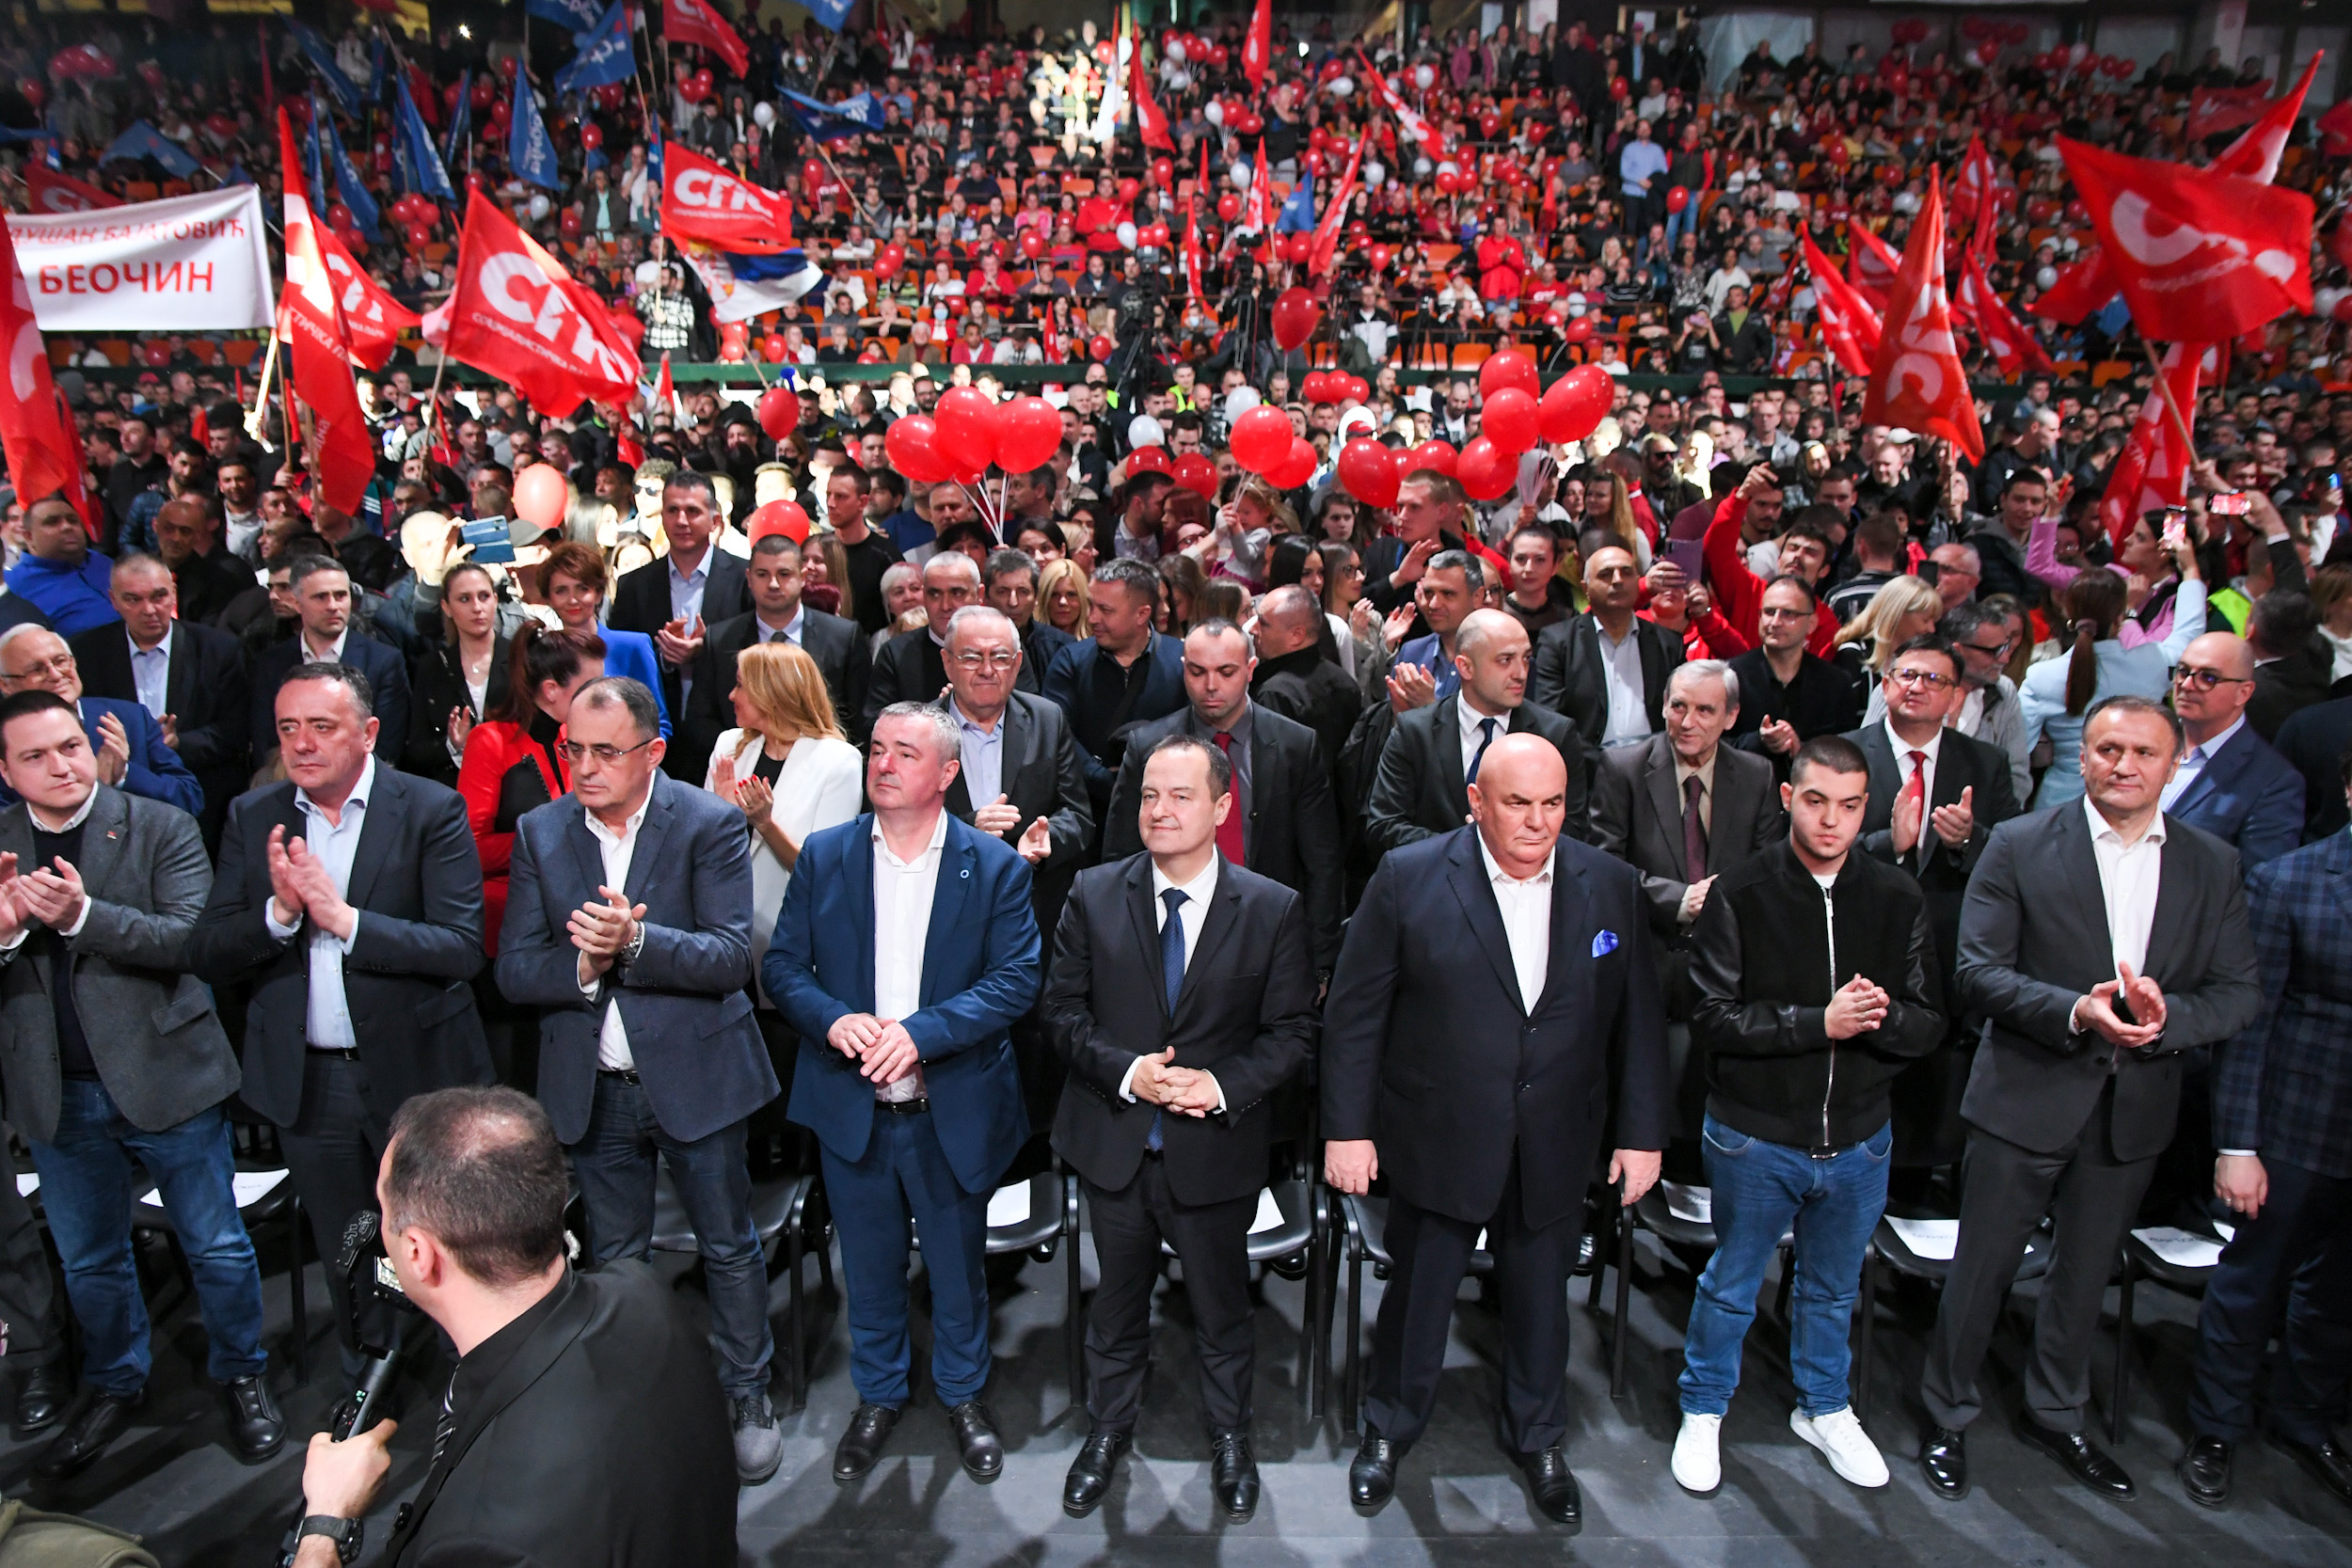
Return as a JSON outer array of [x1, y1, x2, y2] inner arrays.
[[1454, 609, 1532, 717], [1254, 584, 1324, 659], [1467, 734, 1570, 878], [2173, 629, 2257, 742]]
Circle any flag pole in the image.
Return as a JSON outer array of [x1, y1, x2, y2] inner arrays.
[[246, 329, 281, 443], [2139, 339, 2197, 452]]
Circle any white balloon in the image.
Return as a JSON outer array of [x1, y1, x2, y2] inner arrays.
[[1438, 161, 1458, 177], [1413, 156, 1433, 177], [1117, 220, 1138, 248], [1205, 101, 1226, 125], [2037, 265, 2058, 291], [1364, 161, 1386, 189], [752, 101, 776, 129], [1224, 388, 1262, 420], [1328, 75, 1354, 96], [1168, 69, 1191, 90], [1231, 159, 1253, 189], [1168, 40, 1187, 63], [527, 193, 552, 222], [1128, 415, 1166, 448], [1566, 298, 1587, 318], [1414, 64, 1435, 89]]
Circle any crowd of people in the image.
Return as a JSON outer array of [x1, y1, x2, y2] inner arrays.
[[0, 3, 2349, 1560]]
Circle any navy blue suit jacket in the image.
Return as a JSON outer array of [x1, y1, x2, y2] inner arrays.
[[1040, 634, 1188, 800], [249, 631, 410, 767], [765, 813, 1041, 1193], [2219, 831, 2352, 1179], [2167, 720, 2305, 871], [0, 697, 200, 819], [493, 771, 773, 1146]]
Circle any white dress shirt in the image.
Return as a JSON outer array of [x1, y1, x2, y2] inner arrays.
[[2161, 714, 2245, 812], [1884, 721, 1945, 861], [760, 604, 805, 646], [870, 810, 947, 1102], [577, 790, 652, 1072], [1117, 855, 1227, 1111], [1477, 832, 1554, 1012], [263, 754, 373, 1051], [1596, 621, 1652, 747], [2084, 795, 2166, 982], [127, 624, 172, 721], [1457, 697, 1506, 781]]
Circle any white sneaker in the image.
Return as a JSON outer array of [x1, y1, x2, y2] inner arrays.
[[1790, 1406, 1889, 1488], [1671, 1412, 1724, 1494]]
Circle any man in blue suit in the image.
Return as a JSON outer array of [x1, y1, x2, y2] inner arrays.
[[1040, 559, 1185, 821], [766, 702, 1041, 1490], [492, 676, 785, 1485], [2164, 632, 2305, 871], [0, 626, 200, 817], [248, 557, 410, 768]]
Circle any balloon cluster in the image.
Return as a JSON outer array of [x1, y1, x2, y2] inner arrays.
[[1328, 354, 1613, 509], [1229, 407, 1318, 490], [883, 388, 1064, 487]]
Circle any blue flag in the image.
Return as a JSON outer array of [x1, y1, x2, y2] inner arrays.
[[0, 124, 51, 147], [322, 111, 382, 240], [395, 76, 457, 202], [303, 96, 326, 205], [782, 89, 882, 143], [527, 0, 606, 34], [369, 34, 389, 105], [805, 0, 854, 31], [102, 121, 200, 179], [510, 81, 561, 189], [555, 2, 637, 96], [287, 21, 359, 115], [443, 71, 472, 168], [1277, 172, 1315, 233]]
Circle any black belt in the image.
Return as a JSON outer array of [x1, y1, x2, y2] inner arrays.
[[597, 1069, 643, 1085], [877, 1097, 930, 1115], [309, 1047, 361, 1062]]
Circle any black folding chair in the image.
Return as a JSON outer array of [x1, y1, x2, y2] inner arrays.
[[648, 1162, 830, 1411], [2108, 1222, 2226, 1446]]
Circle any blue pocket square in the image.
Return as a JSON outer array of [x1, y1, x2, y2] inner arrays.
[[1591, 929, 1619, 958]]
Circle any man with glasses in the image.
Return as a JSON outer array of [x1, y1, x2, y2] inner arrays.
[[494, 676, 785, 1483], [1867, 598, 2032, 816], [2163, 632, 2304, 870], [1726, 578, 1864, 783], [0, 626, 200, 818], [866, 552, 983, 733]]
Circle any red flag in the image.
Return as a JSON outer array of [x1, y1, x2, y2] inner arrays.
[[660, 142, 795, 254], [655, 352, 681, 424], [614, 422, 644, 467], [1950, 136, 1995, 261], [275, 109, 374, 515], [2208, 56, 2318, 182], [1242, 0, 1272, 94], [444, 189, 641, 415], [1863, 173, 1981, 462], [24, 164, 119, 214], [663, 0, 750, 79], [315, 220, 420, 373], [1957, 249, 2054, 377], [1243, 141, 1272, 232], [2058, 135, 2312, 343], [2185, 82, 2274, 142], [1130, 38, 1175, 152], [1184, 145, 1206, 305], [0, 229, 83, 512], [1357, 51, 1438, 154], [1802, 228, 1882, 377], [1309, 134, 1363, 277], [2098, 343, 2210, 549], [1848, 222, 1901, 309], [2320, 98, 2352, 159], [2028, 245, 2117, 324]]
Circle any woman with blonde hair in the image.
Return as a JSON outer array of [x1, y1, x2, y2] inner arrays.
[[1832, 575, 1945, 686], [1581, 466, 1653, 568], [1039, 556, 1092, 638]]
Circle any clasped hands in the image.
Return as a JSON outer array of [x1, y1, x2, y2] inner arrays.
[[570, 884, 645, 987], [0, 850, 87, 944], [827, 1011, 920, 1085], [265, 825, 357, 942], [2074, 961, 2167, 1050], [1130, 1046, 1218, 1117]]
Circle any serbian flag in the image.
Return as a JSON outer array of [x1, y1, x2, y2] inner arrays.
[[2098, 343, 2211, 549], [445, 190, 642, 415], [315, 221, 420, 372], [1243, 140, 1273, 232], [1848, 222, 1902, 309], [663, 0, 749, 79], [1957, 248, 2054, 377], [0, 228, 84, 514], [24, 163, 119, 214], [2058, 135, 2312, 343], [1863, 173, 1981, 462], [660, 142, 795, 254], [274, 109, 374, 515], [1802, 228, 1881, 377], [1242, 0, 1272, 94], [1130, 36, 1175, 152]]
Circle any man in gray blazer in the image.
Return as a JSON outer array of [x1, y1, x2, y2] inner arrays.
[[492, 676, 783, 1484], [0, 690, 280, 1479]]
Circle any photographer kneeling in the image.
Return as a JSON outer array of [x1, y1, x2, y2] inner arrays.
[[292, 1087, 737, 1566]]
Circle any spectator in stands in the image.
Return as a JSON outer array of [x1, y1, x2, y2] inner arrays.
[[7, 500, 118, 641]]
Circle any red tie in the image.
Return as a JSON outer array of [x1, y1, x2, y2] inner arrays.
[[1902, 750, 1928, 856], [1214, 731, 1247, 866]]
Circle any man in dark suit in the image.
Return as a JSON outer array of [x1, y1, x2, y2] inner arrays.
[[0, 624, 202, 819], [2272, 692, 2352, 841], [287, 1088, 735, 1568], [1104, 620, 1345, 974], [2245, 593, 2330, 743], [681, 533, 867, 777], [247, 557, 410, 768], [0, 693, 280, 1479], [1040, 558, 1187, 818], [1326, 733, 1668, 1525], [70, 552, 248, 846], [2163, 631, 2305, 870], [1528, 543, 1681, 750], [607, 469, 751, 772], [1365, 610, 1591, 856], [1046, 734, 1318, 1522], [1250, 584, 1361, 770], [865, 551, 980, 733], [2178, 796, 2352, 1509], [492, 676, 784, 1483], [1921, 696, 2262, 1504], [150, 497, 248, 629], [188, 662, 492, 1370], [765, 703, 1041, 1487], [984, 546, 1075, 699], [1359, 469, 1470, 616]]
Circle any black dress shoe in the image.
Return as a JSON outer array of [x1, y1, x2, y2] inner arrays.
[[13, 1364, 69, 1436], [833, 1402, 900, 1483], [946, 1400, 1003, 1482], [1572, 1230, 1599, 1277], [2177, 1436, 2233, 1508], [35, 1388, 146, 1481], [1518, 1445, 1582, 1528], [2272, 1433, 2352, 1506], [1919, 1426, 1969, 1500], [1212, 1431, 1260, 1522], [223, 1374, 285, 1460], [1349, 1431, 1406, 1513], [2016, 1418, 2136, 1500], [1062, 1430, 1129, 1517]]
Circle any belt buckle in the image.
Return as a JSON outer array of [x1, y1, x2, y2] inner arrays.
[[1807, 1144, 1837, 1161]]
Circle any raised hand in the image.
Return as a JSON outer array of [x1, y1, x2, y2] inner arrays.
[[2074, 978, 2163, 1050], [733, 775, 775, 829], [1015, 816, 1052, 863], [1929, 784, 1975, 849], [971, 791, 1025, 835], [159, 713, 181, 751], [94, 711, 131, 785], [1387, 662, 1438, 714], [284, 837, 356, 940], [1890, 776, 1925, 855], [19, 856, 86, 933], [2115, 960, 2168, 1036], [265, 824, 309, 929], [0, 852, 26, 944]]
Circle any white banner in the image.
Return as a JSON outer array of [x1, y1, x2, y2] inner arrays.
[[4, 186, 272, 333]]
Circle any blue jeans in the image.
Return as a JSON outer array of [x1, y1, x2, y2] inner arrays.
[[1663, 199, 1697, 254], [1678, 1113, 1891, 1418], [30, 1080, 266, 1396], [571, 1074, 772, 1400]]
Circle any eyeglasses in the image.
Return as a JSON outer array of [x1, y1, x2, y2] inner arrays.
[[559, 736, 658, 767], [4, 654, 75, 678], [1884, 667, 1958, 689], [1956, 637, 2013, 657], [952, 650, 1019, 671], [2174, 666, 2254, 691]]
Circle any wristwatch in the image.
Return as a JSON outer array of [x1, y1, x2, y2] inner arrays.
[[298, 1515, 363, 1565]]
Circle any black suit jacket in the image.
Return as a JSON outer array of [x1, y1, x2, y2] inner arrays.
[[2249, 648, 2332, 743], [1039, 633, 1190, 805], [609, 548, 754, 740], [170, 547, 248, 628], [70, 617, 250, 841], [187, 768, 492, 1129], [249, 629, 410, 768], [937, 690, 1095, 930], [384, 1263, 736, 1568], [1528, 612, 1681, 743], [1044, 853, 1317, 1205], [404, 635, 511, 788], [865, 626, 950, 732], [680, 606, 868, 782], [1592, 734, 1782, 943], [1322, 827, 1669, 1228], [1103, 703, 1346, 971], [1954, 804, 2263, 1162], [1364, 696, 1591, 856], [1252, 645, 1361, 778], [1850, 722, 2023, 992], [1358, 529, 1467, 615]]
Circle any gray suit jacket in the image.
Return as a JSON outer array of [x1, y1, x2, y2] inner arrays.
[[1592, 734, 1783, 940], [0, 786, 238, 1142]]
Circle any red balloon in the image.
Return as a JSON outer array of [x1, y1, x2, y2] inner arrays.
[[1151, 156, 1174, 187], [1478, 111, 1502, 140], [1230, 405, 1296, 474], [327, 203, 354, 231], [1482, 387, 1538, 453], [1479, 348, 1538, 401], [1265, 436, 1318, 490], [471, 77, 496, 111], [1404, 439, 1457, 478], [1082, 333, 1111, 360], [1609, 75, 1629, 100], [1563, 315, 1596, 345], [756, 386, 801, 437], [995, 395, 1063, 472], [1116, 177, 1142, 205], [876, 243, 905, 278], [691, 69, 714, 102], [1369, 244, 1392, 271], [761, 334, 787, 363], [1216, 193, 1242, 224], [405, 223, 432, 248], [1665, 185, 1691, 214], [1172, 451, 1218, 500], [1336, 438, 1401, 508], [1342, 374, 1369, 404], [1538, 365, 1613, 444], [141, 340, 170, 369], [1456, 436, 1515, 501], [884, 415, 949, 483], [933, 387, 1004, 474], [1282, 233, 1312, 265], [1144, 222, 1170, 249], [580, 122, 604, 151], [1126, 445, 1172, 476], [802, 158, 826, 189], [748, 499, 812, 545], [1019, 229, 1046, 260], [18, 80, 45, 111], [1267, 287, 1319, 353], [560, 209, 582, 238]]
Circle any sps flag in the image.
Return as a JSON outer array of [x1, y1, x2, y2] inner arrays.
[[274, 109, 374, 515], [1863, 173, 1981, 462], [660, 143, 795, 253], [663, 0, 749, 79], [1242, 0, 1272, 93], [2098, 343, 2212, 549], [0, 226, 84, 513], [24, 165, 118, 214], [1956, 247, 2053, 377], [1801, 227, 1882, 377], [315, 220, 420, 372], [443, 189, 641, 415]]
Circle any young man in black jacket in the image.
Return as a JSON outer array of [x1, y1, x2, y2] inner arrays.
[[1676, 734, 1944, 1496]]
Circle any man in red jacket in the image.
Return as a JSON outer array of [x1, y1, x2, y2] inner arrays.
[[1703, 464, 1840, 655]]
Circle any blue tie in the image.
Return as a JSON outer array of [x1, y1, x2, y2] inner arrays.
[[1151, 888, 1187, 1152], [1467, 717, 1499, 784]]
